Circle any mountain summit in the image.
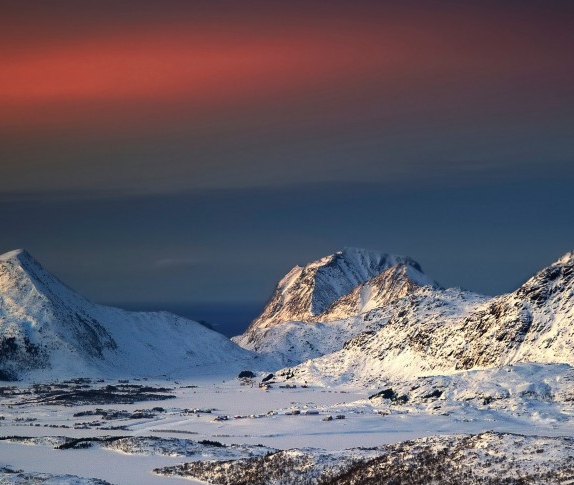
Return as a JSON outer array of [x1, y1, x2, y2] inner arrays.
[[247, 248, 434, 329], [0, 249, 253, 380]]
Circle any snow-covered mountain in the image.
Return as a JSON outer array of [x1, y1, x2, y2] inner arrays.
[[233, 248, 439, 366], [0, 249, 256, 381], [284, 251, 574, 386], [5, 245, 574, 386], [246, 248, 433, 328]]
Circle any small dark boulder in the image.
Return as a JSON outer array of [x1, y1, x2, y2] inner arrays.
[[422, 389, 443, 399], [261, 373, 274, 383], [238, 370, 256, 379], [369, 387, 409, 404], [369, 388, 397, 400], [393, 394, 409, 404]]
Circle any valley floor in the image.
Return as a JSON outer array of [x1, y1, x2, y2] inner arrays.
[[1, 367, 573, 484]]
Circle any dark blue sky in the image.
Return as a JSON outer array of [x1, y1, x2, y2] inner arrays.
[[2, 172, 574, 300], [1, 1, 573, 333]]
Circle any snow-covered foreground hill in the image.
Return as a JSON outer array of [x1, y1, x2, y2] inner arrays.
[[157, 431, 574, 485], [0, 249, 261, 381]]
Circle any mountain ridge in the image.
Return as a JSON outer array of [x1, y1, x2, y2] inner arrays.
[[280, 250, 574, 385], [3, 246, 574, 384]]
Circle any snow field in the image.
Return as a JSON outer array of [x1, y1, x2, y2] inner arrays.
[[1, 368, 574, 484]]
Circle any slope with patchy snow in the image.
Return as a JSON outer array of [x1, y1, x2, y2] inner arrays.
[[156, 431, 574, 485]]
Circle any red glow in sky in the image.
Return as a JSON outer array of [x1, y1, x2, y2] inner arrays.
[[1, 2, 572, 133]]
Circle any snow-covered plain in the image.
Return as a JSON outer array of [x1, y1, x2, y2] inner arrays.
[[1, 365, 574, 484]]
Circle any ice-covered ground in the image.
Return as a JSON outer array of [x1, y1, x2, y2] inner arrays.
[[1, 365, 573, 484]]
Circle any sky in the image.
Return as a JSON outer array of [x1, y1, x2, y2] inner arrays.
[[1, 0, 574, 334]]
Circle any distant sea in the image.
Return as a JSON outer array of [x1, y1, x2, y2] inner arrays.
[[105, 301, 264, 338]]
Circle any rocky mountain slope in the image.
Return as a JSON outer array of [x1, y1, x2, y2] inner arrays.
[[0, 249, 255, 381], [246, 248, 433, 328], [285, 251, 574, 385], [319, 262, 439, 321], [233, 248, 438, 365]]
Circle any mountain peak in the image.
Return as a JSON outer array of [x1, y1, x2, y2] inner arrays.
[[234, 249, 440, 365], [307, 248, 427, 316], [556, 250, 574, 265], [327, 247, 420, 267], [0, 248, 32, 263], [244, 248, 429, 330], [515, 250, 574, 305]]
